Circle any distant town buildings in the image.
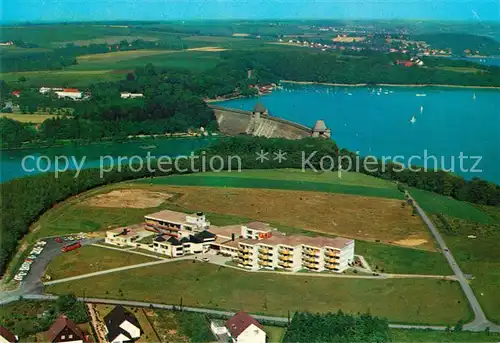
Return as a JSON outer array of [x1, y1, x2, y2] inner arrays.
[[105, 209, 355, 273]]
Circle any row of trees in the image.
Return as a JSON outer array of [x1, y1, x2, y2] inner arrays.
[[283, 311, 391, 342], [1, 294, 87, 338]]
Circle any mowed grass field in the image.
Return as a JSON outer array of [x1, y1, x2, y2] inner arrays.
[[410, 187, 494, 223], [68, 49, 222, 71], [45, 261, 471, 325], [391, 329, 500, 342], [433, 214, 500, 324], [45, 245, 156, 280]]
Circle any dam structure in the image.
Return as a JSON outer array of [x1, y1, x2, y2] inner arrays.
[[209, 103, 330, 140]]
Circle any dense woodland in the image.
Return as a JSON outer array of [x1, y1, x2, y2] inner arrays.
[[283, 311, 391, 342]]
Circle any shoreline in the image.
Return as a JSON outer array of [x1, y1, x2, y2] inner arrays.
[[281, 80, 500, 90]]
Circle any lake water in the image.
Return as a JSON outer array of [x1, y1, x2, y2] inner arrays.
[[0, 137, 214, 183], [218, 84, 500, 184]]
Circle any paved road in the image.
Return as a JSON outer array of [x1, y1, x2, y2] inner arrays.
[[408, 192, 500, 332], [0, 237, 102, 304]]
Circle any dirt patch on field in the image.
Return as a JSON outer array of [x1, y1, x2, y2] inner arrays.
[[187, 46, 228, 52], [393, 238, 429, 247], [85, 189, 171, 208], [153, 185, 435, 250]]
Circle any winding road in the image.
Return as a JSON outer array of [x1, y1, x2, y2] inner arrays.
[[407, 192, 500, 332]]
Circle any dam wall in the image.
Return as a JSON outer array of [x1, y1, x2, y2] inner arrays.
[[209, 104, 312, 140]]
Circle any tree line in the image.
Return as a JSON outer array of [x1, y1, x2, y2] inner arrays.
[[283, 311, 391, 342], [219, 50, 500, 87]]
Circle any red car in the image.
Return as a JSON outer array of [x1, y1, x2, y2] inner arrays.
[[55, 237, 63, 243]]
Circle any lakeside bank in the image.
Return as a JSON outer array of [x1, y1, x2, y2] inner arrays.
[[281, 80, 500, 90]]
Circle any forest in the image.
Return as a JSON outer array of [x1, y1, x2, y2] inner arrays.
[[283, 311, 391, 342]]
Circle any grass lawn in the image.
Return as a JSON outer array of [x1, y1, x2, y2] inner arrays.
[[391, 328, 500, 342], [0, 113, 56, 123], [410, 188, 493, 224], [46, 261, 471, 325], [139, 174, 403, 199], [264, 325, 287, 343], [75, 49, 176, 63], [355, 240, 450, 275], [147, 309, 190, 342], [44, 245, 156, 280], [433, 214, 500, 324], [0, 69, 125, 87]]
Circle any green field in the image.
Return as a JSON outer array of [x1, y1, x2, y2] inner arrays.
[[410, 188, 494, 223], [137, 172, 403, 199], [46, 261, 471, 325], [264, 326, 287, 343], [195, 169, 397, 188], [355, 240, 450, 275], [433, 215, 500, 324], [45, 245, 156, 280], [391, 328, 500, 342]]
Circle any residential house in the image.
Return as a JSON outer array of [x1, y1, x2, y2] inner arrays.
[[45, 315, 85, 343], [144, 210, 210, 237], [0, 326, 18, 343], [225, 311, 266, 343], [104, 305, 142, 343]]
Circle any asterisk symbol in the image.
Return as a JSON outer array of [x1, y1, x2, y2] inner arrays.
[[273, 150, 287, 163], [255, 150, 269, 163]]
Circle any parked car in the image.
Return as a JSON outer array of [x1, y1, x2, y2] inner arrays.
[[24, 258, 33, 263], [14, 274, 24, 281], [201, 257, 210, 262], [55, 237, 63, 243]]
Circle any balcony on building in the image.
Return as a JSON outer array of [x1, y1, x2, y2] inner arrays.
[[258, 246, 272, 255], [279, 248, 293, 255], [325, 248, 340, 257]]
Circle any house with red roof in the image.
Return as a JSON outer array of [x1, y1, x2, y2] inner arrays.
[[225, 311, 266, 343], [45, 315, 86, 343]]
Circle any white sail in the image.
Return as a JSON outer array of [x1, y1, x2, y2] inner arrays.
[[420, 105, 424, 114], [410, 116, 416, 124]]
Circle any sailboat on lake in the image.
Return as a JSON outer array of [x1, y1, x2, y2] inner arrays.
[[472, 93, 477, 100], [410, 116, 416, 124], [420, 105, 424, 114]]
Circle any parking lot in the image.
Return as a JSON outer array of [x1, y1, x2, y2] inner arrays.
[[14, 234, 102, 294]]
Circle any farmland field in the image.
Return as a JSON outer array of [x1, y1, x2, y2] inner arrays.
[[0, 69, 126, 87], [68, 50, 222, 72], [410, 187, 494, 223], [44, 245, 156, 280], [0, 113, 56, 123], [45, 260, 471, 324]]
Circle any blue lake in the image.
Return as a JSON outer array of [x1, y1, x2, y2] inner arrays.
[[218, 84, 500, 184], [0, 137, 214, 183]]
